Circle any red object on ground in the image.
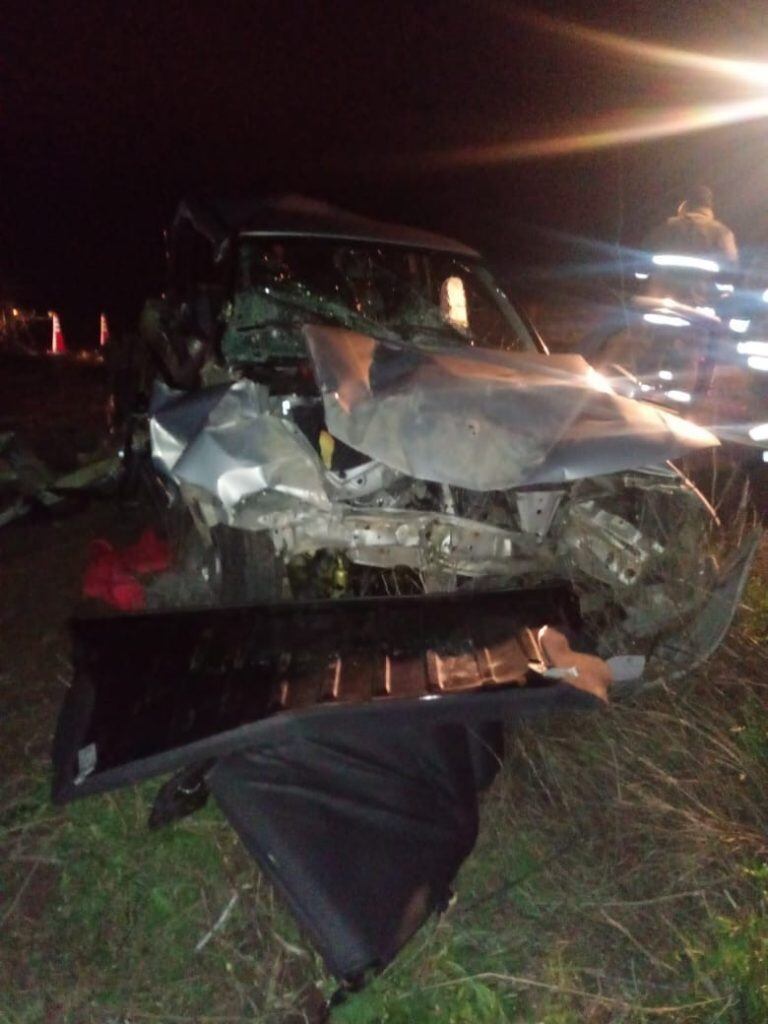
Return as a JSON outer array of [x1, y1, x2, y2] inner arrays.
[[121, 528, 171, 575], [82, 540, 146, 612], [82, 529, 171, 611]]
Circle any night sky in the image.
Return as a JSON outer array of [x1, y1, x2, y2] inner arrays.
[[4, 0, 768, 338]]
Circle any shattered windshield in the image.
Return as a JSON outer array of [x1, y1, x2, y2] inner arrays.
[[222, 238, 535, 363]]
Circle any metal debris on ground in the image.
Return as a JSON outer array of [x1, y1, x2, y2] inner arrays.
[[0, 431, 120, 529]]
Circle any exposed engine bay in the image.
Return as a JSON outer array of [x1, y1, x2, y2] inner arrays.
[[147, 325, 746, 683]]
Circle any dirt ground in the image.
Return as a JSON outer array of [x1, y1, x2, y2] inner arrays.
[[0, 353, 143, 786]]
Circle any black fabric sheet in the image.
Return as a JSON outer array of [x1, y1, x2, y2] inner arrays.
[[208, 710, 503, 981]]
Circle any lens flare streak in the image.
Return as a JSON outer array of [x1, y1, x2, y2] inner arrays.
[[414, 95, 768, 168], [414, 10, 768, 168]]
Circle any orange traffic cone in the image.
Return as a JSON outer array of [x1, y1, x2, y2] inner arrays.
[[50, 312, 66, 354], [99, 312, 109, 347]]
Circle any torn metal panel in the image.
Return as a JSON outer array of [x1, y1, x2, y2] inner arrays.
[[538, 625, 612, 702], [0, 430, 55, 494], [559, 499, 662, 587], [262, 506, 546, 576], [0, 430, 61, 526], [516, 490, 565, 538], [54, 455, 121, 491], [303, 326, 719, 490], [207, 716, 501, 981], [0, 496, 29, 528], [148, 380, 232, 474], [51, 584, 605, 804], [150, 379, 331, 513], [0, 432, 120, 528]]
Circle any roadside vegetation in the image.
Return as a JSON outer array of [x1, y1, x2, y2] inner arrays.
[[3, 527, 768, 1022]]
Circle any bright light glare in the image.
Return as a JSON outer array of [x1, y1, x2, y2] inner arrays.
[[749, 423, 768, 441], [729, 318, 751, 334], [748, 356, 768, 372], [658, 410, 718, 445], [737, 340, 768, 356], [715, 283, 734, 294], [763, 450, 768, 463], [652, 254, 720, 273], [407, 97, 768, 169], [644, 312, 690, 327], [518, 10, 768, 88], [634, 271, 649, 280], [406, 13, 768, 169], [695, 307, 717, 318], [585, 366, 614, 393], [659, 369, 674, 380], [409, 14, 768, 178], [665, 389, 692, 403], [441, 275, 469, 329]]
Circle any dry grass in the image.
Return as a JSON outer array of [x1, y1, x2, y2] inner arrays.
[[483, 647, 768, 1022], [332, 583, 768, 1022], [3, 544, 768, 1022]]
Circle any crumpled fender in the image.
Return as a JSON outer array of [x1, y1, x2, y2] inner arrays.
[[304, 325, 718, 490]]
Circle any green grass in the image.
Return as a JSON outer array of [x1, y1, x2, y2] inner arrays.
[[5, 582, 768, 1022], [1, 782, 322, 1022]]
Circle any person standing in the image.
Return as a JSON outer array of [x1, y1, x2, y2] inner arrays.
[[640, 186, 738, 393], [644, 185, 738, 298]]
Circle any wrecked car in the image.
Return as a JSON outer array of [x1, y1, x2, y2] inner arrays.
[[53, 197, 760, 993], [130, 196, 756, 664]]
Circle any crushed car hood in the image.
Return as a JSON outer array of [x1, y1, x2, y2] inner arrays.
[[304, 326, 719, 491]]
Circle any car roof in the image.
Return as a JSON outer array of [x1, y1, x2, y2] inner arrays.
[[173, 194, 480, 258]]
